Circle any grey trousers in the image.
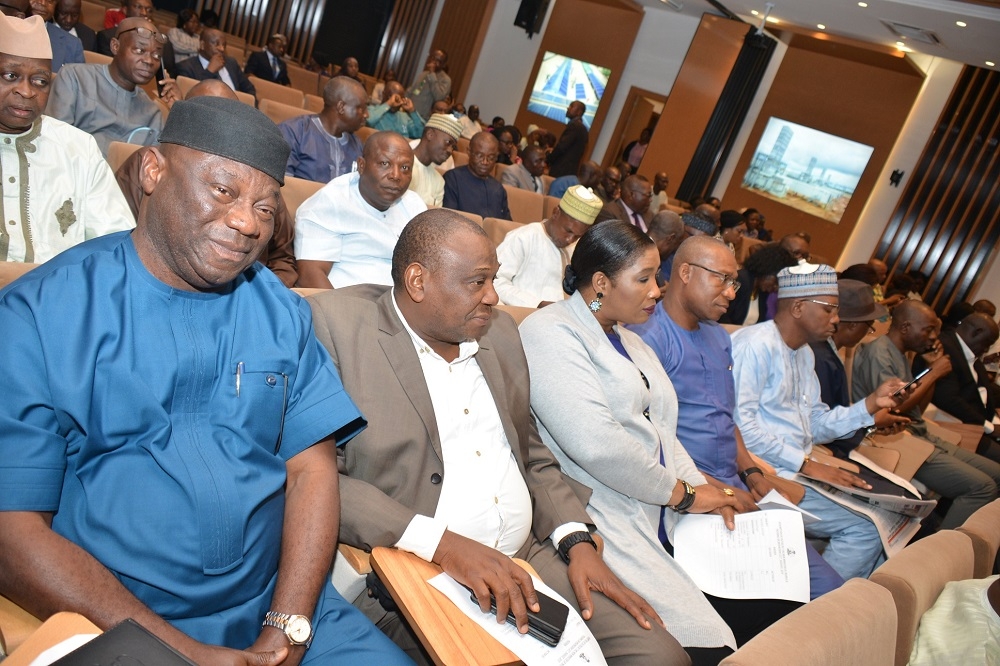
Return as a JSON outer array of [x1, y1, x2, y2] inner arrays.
[[354, 538, 692, 665], [913, 436, 1000, 529]]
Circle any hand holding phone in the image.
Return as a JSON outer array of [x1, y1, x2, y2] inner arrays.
[[470, 587, 569, 647], [892, 367, 931, 398]]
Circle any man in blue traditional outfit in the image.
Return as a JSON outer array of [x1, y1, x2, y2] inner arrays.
[[630, 236, 844, 599], [0, 96, 410, 665]]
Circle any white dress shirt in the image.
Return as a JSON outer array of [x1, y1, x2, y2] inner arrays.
[[390, 296, 585, 561], [199, 55, 235, 90], [495, 221, 572, 307], [956, 334, 1000, 433]]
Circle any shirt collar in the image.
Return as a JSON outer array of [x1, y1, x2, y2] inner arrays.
[[956, 333, 977, 366], [391, 292, 480, 363]]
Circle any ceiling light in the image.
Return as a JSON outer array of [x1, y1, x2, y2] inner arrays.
[[817, 24, 826, 30], [751, 9, 759, 15], [988, 61, 996, 67], [858, 2, 867, 6], [896, 41, 905, 46], [955, 21, 967, 27], [766, 16, 779, 23]]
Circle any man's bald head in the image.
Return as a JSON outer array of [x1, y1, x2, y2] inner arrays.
[[115, 15, 156, 37], [667, 236, 738, 324], [694, 203, 720, 225], [647, 210, 685, 259], [391, 208, 488, 288], [577, 160, 601, 188], [973, 299, 997, 318], [673, 234, 728, 271], [869, 258, 888, 285], [890, 299, 935, 330], [957, 312, 1000, 356], [185, 79, 237, 101], [324, 74, 365, 107], [384, 80, 405, 99]]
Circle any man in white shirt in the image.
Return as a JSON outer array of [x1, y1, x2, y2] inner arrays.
[[0, 15, 134, 264], [495, 185, 602, 307], [407, 112, 461, 207], [307, 208, 687, 664], [295, 131, 426, 288]]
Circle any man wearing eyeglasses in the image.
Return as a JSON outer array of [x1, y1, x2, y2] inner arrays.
[[48, 17, 178, 155], [631, 237, 847, 600], [730, 263, 909, 581], [441, 131, 511, 220]]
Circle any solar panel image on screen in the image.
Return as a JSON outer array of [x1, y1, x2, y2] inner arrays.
[[527, 51, 611, 129], [741, 117, 875, 224]]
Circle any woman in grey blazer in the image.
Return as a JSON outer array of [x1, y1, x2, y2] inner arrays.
[[519, 221, 794, 664]]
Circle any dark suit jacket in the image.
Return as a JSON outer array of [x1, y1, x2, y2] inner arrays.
[[175, 55, 257, 96], [307, 285, 593, 552], [914, 329, 996, 425], [719, 267, 769, 326], [96, 26, 115, 56], [595, 198, 653, 228], [72, 23, 97, 52], [244, 49, 290, 85], [547, 117, 588, 178]]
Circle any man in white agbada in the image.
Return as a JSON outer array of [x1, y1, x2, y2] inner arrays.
[[495, 185, 602, 307], [0, 14, 134, 264]]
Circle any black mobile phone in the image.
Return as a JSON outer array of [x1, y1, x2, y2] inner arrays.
[[892, 367, 931, 398], [470, 587, 569, 647]]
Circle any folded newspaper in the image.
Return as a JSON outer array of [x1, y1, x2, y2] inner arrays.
[[797, 450, 937, 557]]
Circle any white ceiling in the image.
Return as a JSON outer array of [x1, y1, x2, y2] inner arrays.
[[638, 0, 1000, 70]]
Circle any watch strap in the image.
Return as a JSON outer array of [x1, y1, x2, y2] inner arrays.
[[557, 530, 597, 564], [739, 466, 763, 484]]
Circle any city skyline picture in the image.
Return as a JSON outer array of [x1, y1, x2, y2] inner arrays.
[[741, 117, 875, 224]]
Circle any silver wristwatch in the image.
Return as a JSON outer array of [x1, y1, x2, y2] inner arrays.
[[263, 611, 313, 647]]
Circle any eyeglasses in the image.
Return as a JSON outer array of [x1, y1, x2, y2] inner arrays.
[[688, 263, 741, 292], [803, 299, 840, 311], [115, 26, 168, 44]]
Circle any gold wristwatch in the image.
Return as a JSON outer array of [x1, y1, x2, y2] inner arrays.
[[263, 611, 313, 647]]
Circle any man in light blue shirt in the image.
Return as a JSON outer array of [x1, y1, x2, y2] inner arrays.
[[731, 263, 905, 580], [367, 81, 425, 139]]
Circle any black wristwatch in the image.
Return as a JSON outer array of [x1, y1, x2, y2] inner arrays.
[[557, 531, 597, 564], [738, 466, 763, 485]]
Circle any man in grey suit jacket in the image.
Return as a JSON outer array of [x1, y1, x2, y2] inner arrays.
[[595, 174, 654, 232], [500, 145, 546, 193], [308, 209, 688, 665]]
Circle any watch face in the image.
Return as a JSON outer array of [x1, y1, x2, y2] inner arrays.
[[287, 616, 312, 644]]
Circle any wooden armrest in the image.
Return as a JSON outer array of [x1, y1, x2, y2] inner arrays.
[[0, 595, 42, 657], [4, 612, 99, 666], [370, 547, 530, 666], [810, 449, 861, 473], [338, 543, 372, 575]]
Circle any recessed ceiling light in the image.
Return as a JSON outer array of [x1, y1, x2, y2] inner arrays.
[[766, 16, 779, 23], [750, 9, 759, 15], [817, 24, 826, 30], [858, 2, 868, 7], [988, 61, 996, 67], [956, 21, 967, 27]]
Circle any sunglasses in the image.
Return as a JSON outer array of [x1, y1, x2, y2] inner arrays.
[[116, 26, 168, 44]]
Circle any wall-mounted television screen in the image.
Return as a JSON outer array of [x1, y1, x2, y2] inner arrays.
[[741, 118, 875, 224], [526, 51, 610, 129]]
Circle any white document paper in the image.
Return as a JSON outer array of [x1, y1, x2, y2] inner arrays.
[[427, 572, 607, 666], [755, 489, 821, 525], [672, 511, 810, 603]]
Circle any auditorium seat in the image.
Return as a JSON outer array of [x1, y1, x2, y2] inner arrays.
[[355, 126, 376, 143], [870, 530, 975, 666], [79, 0, 104, 31], [83, 50, 111, 65], [225, 44, 245, 66], [956, 498, 1000, 577], [441, 208, 482, 229], [456, 137, 470, 153], [492, 162, 509, 183], [451, 151, 468, 168], [541, 174, 554, 195], [282, 175, 324, 221], [542, 195, 559, 219], [502, 184, 543, 223], [286, 65, 321, 96], [304, 94, 324, 113], [720, 578, 897, 666], [258, 98, 310, 125], [106, 141, 142, 172], [248, 75, 304, 108], [482, 217, 523, 247]]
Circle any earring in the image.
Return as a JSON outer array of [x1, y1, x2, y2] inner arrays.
[[588, 292, 604, 313]]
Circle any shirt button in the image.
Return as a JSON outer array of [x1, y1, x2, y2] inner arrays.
[[476, 450, 481, 456], [8, 177, 13, 183], [265, 375, 277, 386], [463, 408, 469, 414], [7, 220, 14, 226], [3, 138, 10, 144], [430, 473, 442, 484]]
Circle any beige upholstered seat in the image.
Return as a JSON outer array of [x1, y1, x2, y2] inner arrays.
[[956, 498, 1000, 577], [542, 195, 559, 219], [502, 184, 544, 223], [106, 141, 143, 172], [304, 93, 324, 113], [720, 578, 897, 666], [482, 217, 523, 248], [870, 530, 975, 666], [248, 75, 303, 108], [281, 176, 324, 221], [258, 98, 310, 125]]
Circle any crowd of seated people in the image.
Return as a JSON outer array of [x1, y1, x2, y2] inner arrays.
[[4, 9, 1000, 666]]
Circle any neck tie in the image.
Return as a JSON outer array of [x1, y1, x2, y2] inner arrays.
[[632, 211, 647, 233], [271, 54, 280, 78]]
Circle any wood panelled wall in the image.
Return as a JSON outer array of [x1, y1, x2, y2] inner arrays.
[[427, 0, 494, 101], [374, 0, 436, 84], [874, 65, 1000, 314], [197, 0, 325, 63]]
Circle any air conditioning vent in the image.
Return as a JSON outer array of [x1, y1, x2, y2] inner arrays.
[[881, 20, 942, 45]]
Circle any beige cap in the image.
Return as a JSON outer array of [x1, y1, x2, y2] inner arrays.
[[0, 15, 53, 60], [425, 113, 463, 140], [558, 185, 602, 225]]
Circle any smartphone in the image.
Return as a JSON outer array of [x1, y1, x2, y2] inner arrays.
[[892, 367, 931, 398], [470, 587, 569, 647]]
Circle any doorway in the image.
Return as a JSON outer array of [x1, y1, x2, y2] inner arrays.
[[603, 86, 667, 169]]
